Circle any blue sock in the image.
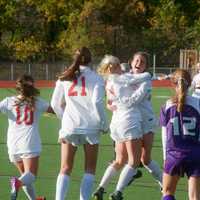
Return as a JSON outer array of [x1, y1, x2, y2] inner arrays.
[[163, 195, 175, 200]]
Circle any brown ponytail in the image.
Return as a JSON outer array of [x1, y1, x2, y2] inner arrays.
[[58, 47, 92, 81], [15, 74, 40, 110]]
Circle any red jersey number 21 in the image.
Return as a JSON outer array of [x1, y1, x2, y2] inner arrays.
[[68, 76, 87, 96]]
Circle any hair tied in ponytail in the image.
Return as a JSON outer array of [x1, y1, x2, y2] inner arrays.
[[177, 78, 188, 89], [81, 56, 85, 64]]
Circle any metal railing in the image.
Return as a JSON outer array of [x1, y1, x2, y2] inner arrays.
[[0, 62, 178, 80]]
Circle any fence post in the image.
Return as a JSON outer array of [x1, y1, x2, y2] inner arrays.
[[11, 63, 14, 80], [28, 63, 31, 74], [153, 54, 156, 77], [62, 63, 65, 72], [45, 64, 49, 80]]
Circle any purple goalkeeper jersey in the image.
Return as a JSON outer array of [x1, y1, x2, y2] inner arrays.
[[160, 95, 200, 159]]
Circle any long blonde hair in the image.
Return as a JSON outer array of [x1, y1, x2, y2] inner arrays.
[[97, 55, 120, 75], [171, 69, 191, 112]]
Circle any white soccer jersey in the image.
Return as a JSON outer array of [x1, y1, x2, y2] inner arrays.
[[106, 73, 151, 141], [106, 72, 151, 106], [111, 75, 157, 134], [136, 80, 157, 133], [191, 73, 200, 98], [191, 72, 200, 90], [0, 97, 49, 155], [51, 65, 108, 139]]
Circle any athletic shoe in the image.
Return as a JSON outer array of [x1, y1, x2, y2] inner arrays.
[[92, 187, 106, 200], [160, 186, 163, 193], [109, 191, 123, 200], [10, 177, 21, 200], [36, 197, 46, 200], [127, 169, 142, 186]]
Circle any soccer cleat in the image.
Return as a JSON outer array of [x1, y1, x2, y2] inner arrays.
[[36, 197, 46, 200], [127, 169, 142, 186], [109, 191, 123, 200], [160, 186, 163, 193], [92, 187, 106, 200], [10, 177, 21, 200]]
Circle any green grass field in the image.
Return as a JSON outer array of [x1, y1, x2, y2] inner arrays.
[[0, 87, 188, 200]]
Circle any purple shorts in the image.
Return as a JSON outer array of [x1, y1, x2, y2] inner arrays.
[[164, 152, 200, 177]]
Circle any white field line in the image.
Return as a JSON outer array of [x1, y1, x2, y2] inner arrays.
[[155, 95, 170, 98]]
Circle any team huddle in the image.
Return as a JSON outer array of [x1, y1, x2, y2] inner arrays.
[[0, 47, 200, 200]]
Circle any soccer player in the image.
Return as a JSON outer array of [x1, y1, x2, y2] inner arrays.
[[191, 62, 200, 98], [0, 74, 52, 200], [93, 55, 151, 200], [129, 52, 163, 188], [160, 69, 200, 200], [51, 47, 108, 200]]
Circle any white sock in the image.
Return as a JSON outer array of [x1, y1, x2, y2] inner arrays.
[[22, 184, 36, 200], [55, 173, 70, 200], [19, 172, 35, 185], [116, 164, 137, 192], [99, 165, 118, 188], [144, 160, 162, 187], [80, 173, 95, 200]]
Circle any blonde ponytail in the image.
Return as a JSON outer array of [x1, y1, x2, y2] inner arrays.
[[176, 78, 187, 112], [171, 69, 191, 112]]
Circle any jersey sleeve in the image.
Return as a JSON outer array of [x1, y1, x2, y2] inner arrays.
[[161, 126, 167, 160], [51, 80, 64, 119], [37, 98, 49, 113], [0, 98, 8, 114], [128, 72, 151, 85], [191, 76, 196, 91], [105, 80, 117, 102], [160, 104, 168, 160], [119, 81, 151, 106], [159, 105, 167, 127], [92, 79, 109, 132]]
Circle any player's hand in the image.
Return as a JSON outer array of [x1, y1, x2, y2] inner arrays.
[[59, 138, 67, 144], [101, 125, 109, 134], [107, 104, 117, 111]]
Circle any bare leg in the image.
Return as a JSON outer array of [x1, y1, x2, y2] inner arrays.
[[141, 132, 162, 187], [93, 142, 127, 200], [14, 161, 24, 175], [56, 141, 77, 200], [112, 142, 127, 169], [126, 139, 142, 168], [141, 132, 153, 165], [59, 141, 77, 175], [114, 139, 142, 192], [12, 157, 39, 200], [80, 143, 99, 200], [188, 176, 200, 200], [84, 143, 98, 174], [22, 156, 39, 176], [162, 172, 179, 197]]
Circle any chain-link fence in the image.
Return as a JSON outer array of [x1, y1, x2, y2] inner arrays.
[[0, 62, 177, 81], [0, 62, 69, 80]]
